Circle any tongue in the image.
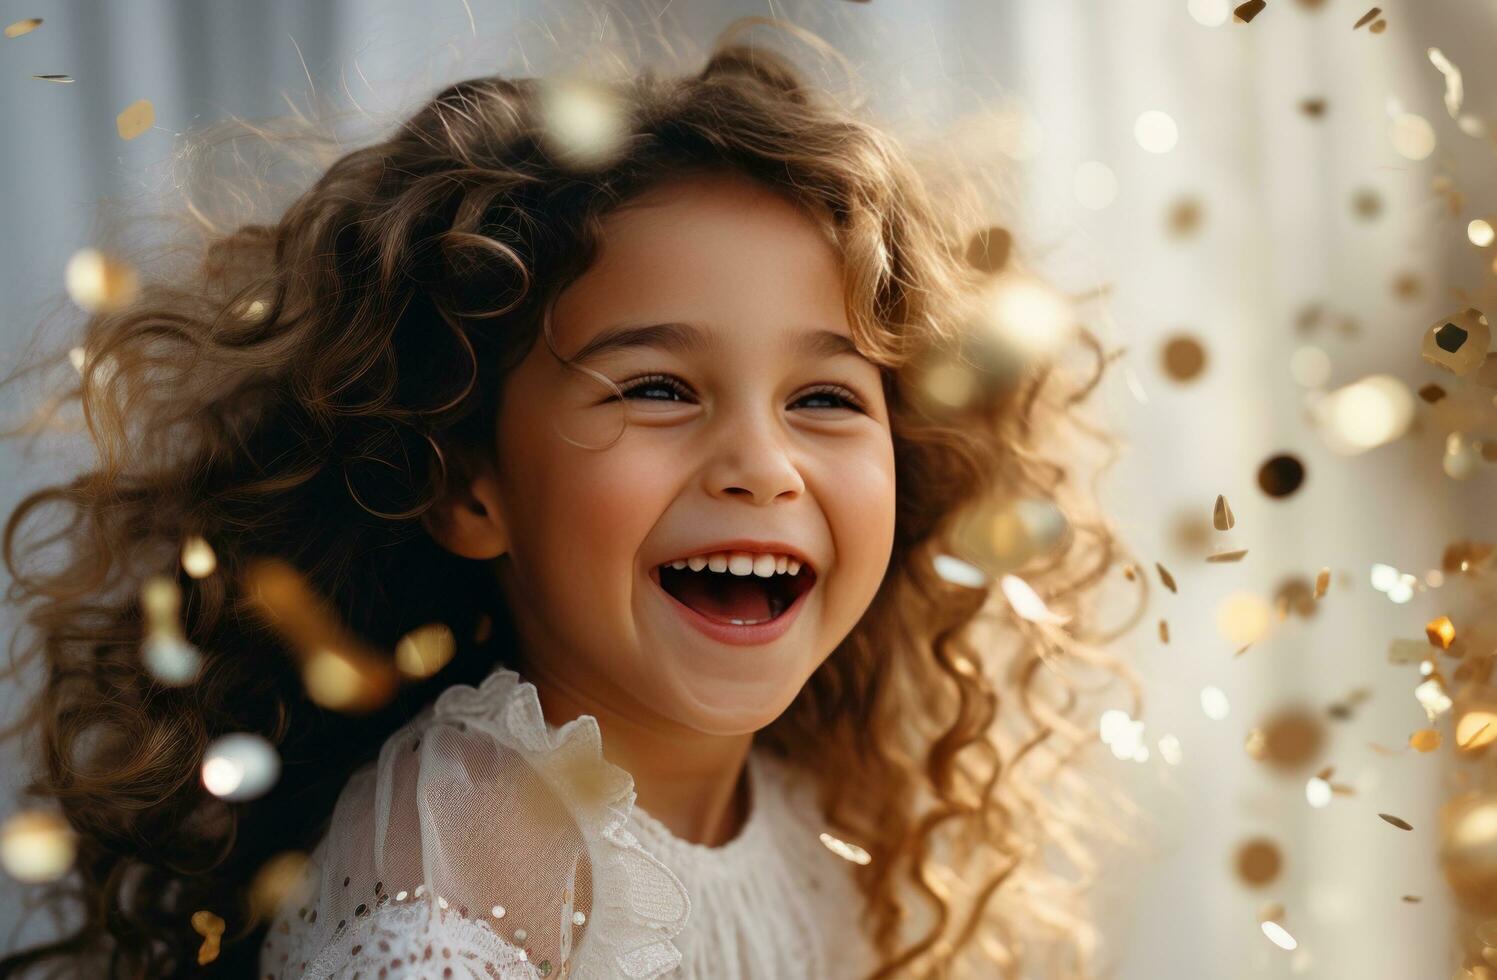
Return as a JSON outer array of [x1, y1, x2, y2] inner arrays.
[[668, 572, 775, 623]]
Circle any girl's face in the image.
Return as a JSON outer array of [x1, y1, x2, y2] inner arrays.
[[488, 170, 896, 735]]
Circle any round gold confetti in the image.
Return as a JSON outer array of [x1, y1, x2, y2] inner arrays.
[[1161, 335, 1208, 382], [1380, 812, 1414, 831], [1427, 615, 1457, 650], [116, 98, 155, 141], [1441, 793, 1497, 913], [394, 622, 456, 679], [0, 810, 75, 883], [1254, 708, 1325, 770], [1352, 188, 1383, 220], [964, 226, 1012, 275], [64, 248, 139, 314], [1299, 97, 1326, 118], [1235, 837, 1283, 886], [1392, 271, 1422, 300], [1219, 593, 1272, 647], [1257, 454, 1305, 497], [1273, 577, 1317, 619], [1410, 729, 1442, 752], [1166, 196, 1204, 238], [249, 851, 313, 923]]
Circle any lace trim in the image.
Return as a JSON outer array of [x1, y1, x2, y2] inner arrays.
[[301, 897, 545, 979], [429, 666, 691, 980]]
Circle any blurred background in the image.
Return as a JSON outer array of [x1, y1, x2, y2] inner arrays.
[[4, 0, 1497, 976]]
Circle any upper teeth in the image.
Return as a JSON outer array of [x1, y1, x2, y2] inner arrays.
[[661, 552, 803, 578]]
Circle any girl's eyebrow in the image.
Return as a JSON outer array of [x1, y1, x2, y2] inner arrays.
[[566, 320, 873, 367]]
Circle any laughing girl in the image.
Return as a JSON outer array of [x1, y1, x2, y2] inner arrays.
[[0, 16, 1127, 980]]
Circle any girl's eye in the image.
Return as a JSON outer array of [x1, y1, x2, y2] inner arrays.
[[614, 374, 865, 413]]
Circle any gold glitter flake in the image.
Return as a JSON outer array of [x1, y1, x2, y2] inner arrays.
[[965, 226, 1012, 276], [1299, 98, 1327, 118], [3, 17, 41, 37], [1353, 7, 1381, 29], [1159, 619, 1170, 644], [1207, 549, 1249, 563], [115, 99, 154, 141], [819, 831, 872, 865], [1427, 615, 1457, 650], [1233, 0, 1266, 23], [1314, 567, 1330, 599], [1418, 383, 1447, 403], [1213, 494, 1235, 531], [1410, 729, 1442, 752], [1379, 812, 1414, 831], [1157, 562, 1177, 593], [1235, 837, 1283, 886], [191, 910, 225, 966]]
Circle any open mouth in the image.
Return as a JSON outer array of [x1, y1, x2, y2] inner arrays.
[[654, 562, 817, 626]]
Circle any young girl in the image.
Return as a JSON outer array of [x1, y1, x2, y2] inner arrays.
[[0, 16, 1128, 980]]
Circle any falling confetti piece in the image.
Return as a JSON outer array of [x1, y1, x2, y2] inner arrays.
[[1233, 0, 1266, 23], [1156, 562, 1177, 593], [1379, 813, 1413, 831], [1161, 335, 1207, 382], [1369, 18, 1386, 33], [1426, 615, 1456, 650], [1409, 729, 1441, 752], [1000, 574, 1069, 625], [192, 910, 225, 966], [1417, 383, 1446, 403], [965, 226, 1012, 275], [1428, 48, 1464, 119], [1352, 188, 1383, 220], [1422, 309, 1491, 377], [180, 536, 217, 579], [0, 810, 75, 883], [1213, 494, 1235, 531], [537, 77, 626, 172], [1299, 98, 1326, 118], [1201, 686, 1231, 720], [1457, 713, 1496, 750], [1159, 619, 1170, 644], [1257, 454, 1305, 497], [3, 17, 41, 37], [1353, 6, 1380, 29], [394, 623, 456, 678], [201, 733, 280, 802], [819, 832, 871, 864], [1235, 837, 1283, 886], [1261, 919, 1298, 951], [1165, 196, 1203, 237], [1122, 564, 1137, 581], [30, 74, 73, 83], [116, 98, 154, 141], [64, 248, 139, 314], [1314, 568, 1330, 598], [1401, 895, 1421, 903], [1235, 643, 1253, 658], [1207, 550, 1249, 563]]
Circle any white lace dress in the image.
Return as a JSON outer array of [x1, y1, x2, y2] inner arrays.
[[258, 664, 881, 979]]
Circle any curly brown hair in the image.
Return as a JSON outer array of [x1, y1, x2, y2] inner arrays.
[[0, 15, 1138, 979]]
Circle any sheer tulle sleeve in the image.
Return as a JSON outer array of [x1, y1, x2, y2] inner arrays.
[[258, 666, 691, 980]]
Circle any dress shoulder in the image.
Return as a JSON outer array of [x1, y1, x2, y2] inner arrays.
[[258, 665, 691, 980]]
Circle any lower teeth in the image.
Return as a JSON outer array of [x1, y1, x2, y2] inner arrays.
[[727, 594, 788, 626]]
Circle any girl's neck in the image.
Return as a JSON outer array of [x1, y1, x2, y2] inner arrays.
[[517, 660, 755, 848]]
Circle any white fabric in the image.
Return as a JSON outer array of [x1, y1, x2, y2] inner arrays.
[[258, 664, 879, 979]]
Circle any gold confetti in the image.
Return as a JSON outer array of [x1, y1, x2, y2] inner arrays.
[[0, 810, 75, 883], [1122, 563, 1137, 581], [1410, 729, 1442, 752], [1440, 792, 1497, 913], [1426, 616, 1456, 650], [1352, 188, 1383, 219], [1299, 98, 1326, 118], [1421, 309, 1491, 377], [1213, 494, 1235, 531], [1254, 708, 1325, 770], [964, 226, 1012, 275], [1159, 619, 1170, 644], [537, 77, 626, 171], [1314, 567, 1330, 598], [1258, 454, 1306, 497], [1369, 17, 1386, 33], [3, 17, 41, 37], [30, 74, 73, 83], [1161, 335, 1207, 382], [1207, 549, 1249, 563], [1457, 713, 1497, 751], [1166, 197, 1204, 238], [1156, 562, 1177, 593], [64, 248, 139, 314], [1428, 48, 1464, 119], [1233, 0, 1267, 23], [180, 536, 217, 579], [1000, 574, 1068, 625], [191, 910, 225, 966], [139, 575, 203, 686], [394, 623, 456, 679], [1379, 812, 1414, 831], [1417, 383, 1446, 403], [473, 613, 493, 644], [115, 98, 155, 141], [249, 851, 313, 923], [1235, 837, 1283, 886], [819, 831, 872, 864], [1353, 7, 1381, 30], [1401, 895, 1421, 903]]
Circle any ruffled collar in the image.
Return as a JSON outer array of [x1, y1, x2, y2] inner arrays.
[[427, 663, 693, 979]]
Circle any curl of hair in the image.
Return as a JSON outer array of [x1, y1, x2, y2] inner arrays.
[[0, 16, 1140, 979]]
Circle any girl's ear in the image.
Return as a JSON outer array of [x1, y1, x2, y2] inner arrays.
[[421, 467, 511, 560]]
